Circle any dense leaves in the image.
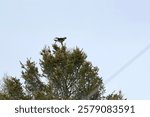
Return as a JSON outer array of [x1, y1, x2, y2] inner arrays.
[[0, 39, 125, 100]]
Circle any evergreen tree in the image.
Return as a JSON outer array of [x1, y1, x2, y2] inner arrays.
[[0, 38, 125, 100], [0, 76, 26, 99], [106, 91, 126, 100]]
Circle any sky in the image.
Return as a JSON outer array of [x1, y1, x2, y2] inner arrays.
[[0, 0, 150, 99]]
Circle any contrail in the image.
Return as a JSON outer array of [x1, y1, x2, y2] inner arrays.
[[105, 42, 150, 84], [84, 42, 150, 99]]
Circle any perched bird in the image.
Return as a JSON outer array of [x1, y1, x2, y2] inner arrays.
[[54, 37, 67, 46]]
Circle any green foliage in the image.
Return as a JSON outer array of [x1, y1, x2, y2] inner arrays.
[[106, 91, 126, 100], [0, 39, 125, 100], [0, 76, 26, 99]]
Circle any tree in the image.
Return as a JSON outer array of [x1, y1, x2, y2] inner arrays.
[[0, 38, 125, 100], [106, 91, 126, 100], [0, 76, 26, 99]]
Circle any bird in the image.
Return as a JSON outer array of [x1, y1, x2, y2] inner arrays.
[[54, 37, 67, 46]]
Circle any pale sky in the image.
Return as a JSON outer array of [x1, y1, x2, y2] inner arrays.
[[0, 0, 150, 99]]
